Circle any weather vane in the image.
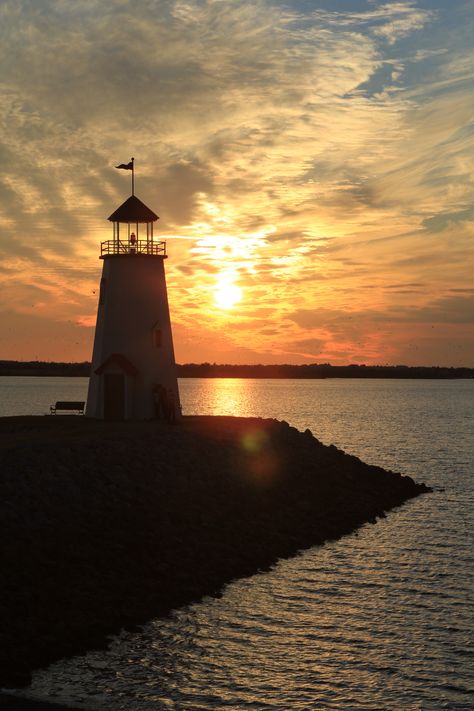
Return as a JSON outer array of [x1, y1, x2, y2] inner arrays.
[[115, 157, 135, 195]]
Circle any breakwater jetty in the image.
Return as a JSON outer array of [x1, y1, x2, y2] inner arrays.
[[0, 415, 430, 688]]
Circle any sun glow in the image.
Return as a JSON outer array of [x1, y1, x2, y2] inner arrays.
[[214, 282, 242, 310]]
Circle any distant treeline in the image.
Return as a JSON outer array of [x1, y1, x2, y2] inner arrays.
[[178, 363, 474, 379], [0, 361, 91, 377], [1, 360, 473, 379]]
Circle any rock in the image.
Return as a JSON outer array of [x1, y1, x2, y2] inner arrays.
[[0, 414, 431, 687]]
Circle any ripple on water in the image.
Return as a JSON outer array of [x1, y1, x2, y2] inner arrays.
[[16, 498, 474, 711], [7, 379, 474, 710]]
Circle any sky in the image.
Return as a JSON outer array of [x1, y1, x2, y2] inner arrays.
[[0, 0, 473, 366]]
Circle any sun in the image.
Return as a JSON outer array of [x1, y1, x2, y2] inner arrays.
[[214, 283, 242, 310]]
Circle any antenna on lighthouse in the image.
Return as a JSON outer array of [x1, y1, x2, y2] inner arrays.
[[115, 157, 135, 195]]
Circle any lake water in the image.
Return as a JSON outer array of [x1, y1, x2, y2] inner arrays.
[[2, 377, 473, 710]]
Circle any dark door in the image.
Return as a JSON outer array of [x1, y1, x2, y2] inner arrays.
[[103, 373, 125, 420]]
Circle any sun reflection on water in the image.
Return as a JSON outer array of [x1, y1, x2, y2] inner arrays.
[[11, 379, 474, 710]]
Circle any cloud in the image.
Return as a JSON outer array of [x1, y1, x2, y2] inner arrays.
[[289, 292, 474, 331], [396, 294, 474, 324], [152, 160, 215, 228], [372, 7, 433, 44], [286, 337, 327, 358], [0, 0, 472, 365]]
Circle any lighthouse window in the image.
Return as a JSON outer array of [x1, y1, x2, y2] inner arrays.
[[153, 328, 162, 348], [99, 278, 107, 304]]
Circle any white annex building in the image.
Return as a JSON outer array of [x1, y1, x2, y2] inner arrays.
[[86, 184, 180, 420]]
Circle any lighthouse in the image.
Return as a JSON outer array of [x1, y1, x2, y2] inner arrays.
[[86, 164, 180, 420]]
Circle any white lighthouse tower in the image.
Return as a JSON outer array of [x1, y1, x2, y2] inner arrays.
[[86, 165, 180, 420]]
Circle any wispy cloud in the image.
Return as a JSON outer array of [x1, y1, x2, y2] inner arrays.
[[0, 0, 472, 365]]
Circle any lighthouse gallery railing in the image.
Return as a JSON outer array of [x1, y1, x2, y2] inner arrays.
[[100, 240, 167, 257]]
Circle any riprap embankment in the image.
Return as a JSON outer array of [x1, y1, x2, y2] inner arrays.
[[0, 415, 430, 687]]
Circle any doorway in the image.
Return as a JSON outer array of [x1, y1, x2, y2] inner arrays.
[[103, 373, 125, 420]]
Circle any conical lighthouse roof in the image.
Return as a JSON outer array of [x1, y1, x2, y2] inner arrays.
[[108, 195, 159, 223]]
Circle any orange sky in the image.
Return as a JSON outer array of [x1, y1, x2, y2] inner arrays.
[[0, 0, 473, 366]]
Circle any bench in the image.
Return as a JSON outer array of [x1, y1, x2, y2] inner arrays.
[[50, 401, 85, 415]]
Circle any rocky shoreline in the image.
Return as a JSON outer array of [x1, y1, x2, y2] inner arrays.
[[0, 415, 430, 689]]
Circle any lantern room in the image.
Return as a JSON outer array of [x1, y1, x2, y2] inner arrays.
[[101, 194, 166, 257]]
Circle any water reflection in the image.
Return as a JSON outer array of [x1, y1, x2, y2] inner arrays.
[[20, 491, 474, 709], [7, 378, 474, 710]]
